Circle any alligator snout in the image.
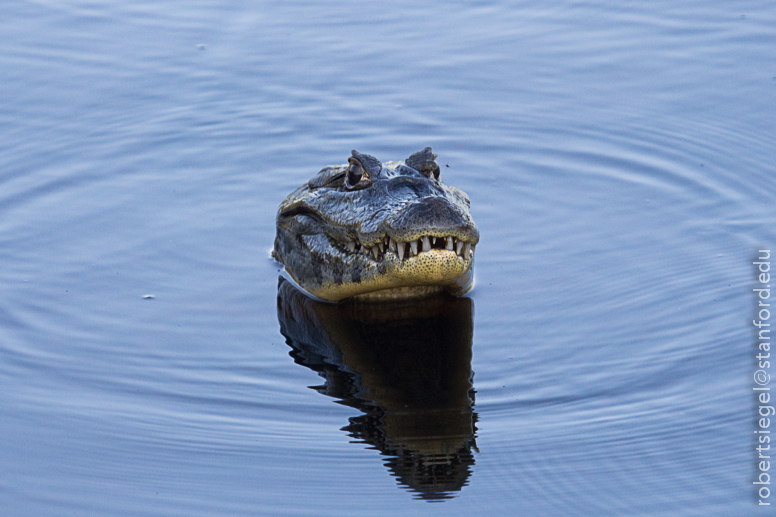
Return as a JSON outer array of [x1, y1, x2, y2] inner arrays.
[[387, 196, 479, 244]]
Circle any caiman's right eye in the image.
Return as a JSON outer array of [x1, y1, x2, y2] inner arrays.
[[344, 150, 379, 191], [346, 160, 364, 187], [344, 158, 373, 191]]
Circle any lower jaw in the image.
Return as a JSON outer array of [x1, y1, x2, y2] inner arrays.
[[302, 253, 474, 302], [353, 285, 446, 301], [352, 268, 474, 302]]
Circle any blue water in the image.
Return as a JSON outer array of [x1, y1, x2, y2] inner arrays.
[[2, 0, 775, 515]]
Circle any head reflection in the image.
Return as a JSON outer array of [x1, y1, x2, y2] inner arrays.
[[277, 278, 478, 501]]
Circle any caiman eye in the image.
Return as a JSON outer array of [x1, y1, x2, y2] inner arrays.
[[344, 150, 380, 191], [405, 147, 440, 179], [345, 157, 373, 190], [346, 160, 364, 186]]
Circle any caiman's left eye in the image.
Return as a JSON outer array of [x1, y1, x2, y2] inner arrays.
[[405, 147, 440, 179]]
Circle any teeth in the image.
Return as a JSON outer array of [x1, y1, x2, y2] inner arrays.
[[360, 234, 474, 262], [349, 233, 473, 262], [348, 235, 473, 261]]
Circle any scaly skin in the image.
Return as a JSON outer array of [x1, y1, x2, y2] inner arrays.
[[273, 148, 479, 301]]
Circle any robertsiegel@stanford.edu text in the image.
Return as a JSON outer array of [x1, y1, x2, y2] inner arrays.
[[753, 249, 771, 506]]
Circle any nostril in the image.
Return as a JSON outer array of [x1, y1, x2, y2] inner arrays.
[[392, 196, 468, 231]]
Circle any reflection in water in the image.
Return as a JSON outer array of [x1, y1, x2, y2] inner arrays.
[[276, 278, 478, 501]]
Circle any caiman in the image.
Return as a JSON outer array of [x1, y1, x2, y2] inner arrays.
[[273, 147, 479, 301]]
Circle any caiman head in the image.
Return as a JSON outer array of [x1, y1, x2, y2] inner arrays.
[[273, 147, 479, 301]]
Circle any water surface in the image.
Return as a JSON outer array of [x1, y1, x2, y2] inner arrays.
[[1, 0, 775, 515]]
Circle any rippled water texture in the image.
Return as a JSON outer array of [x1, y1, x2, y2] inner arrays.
[[1, 1, 775, 515]]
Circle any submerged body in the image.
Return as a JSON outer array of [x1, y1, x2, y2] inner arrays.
[[273, 148, 479, 301]]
